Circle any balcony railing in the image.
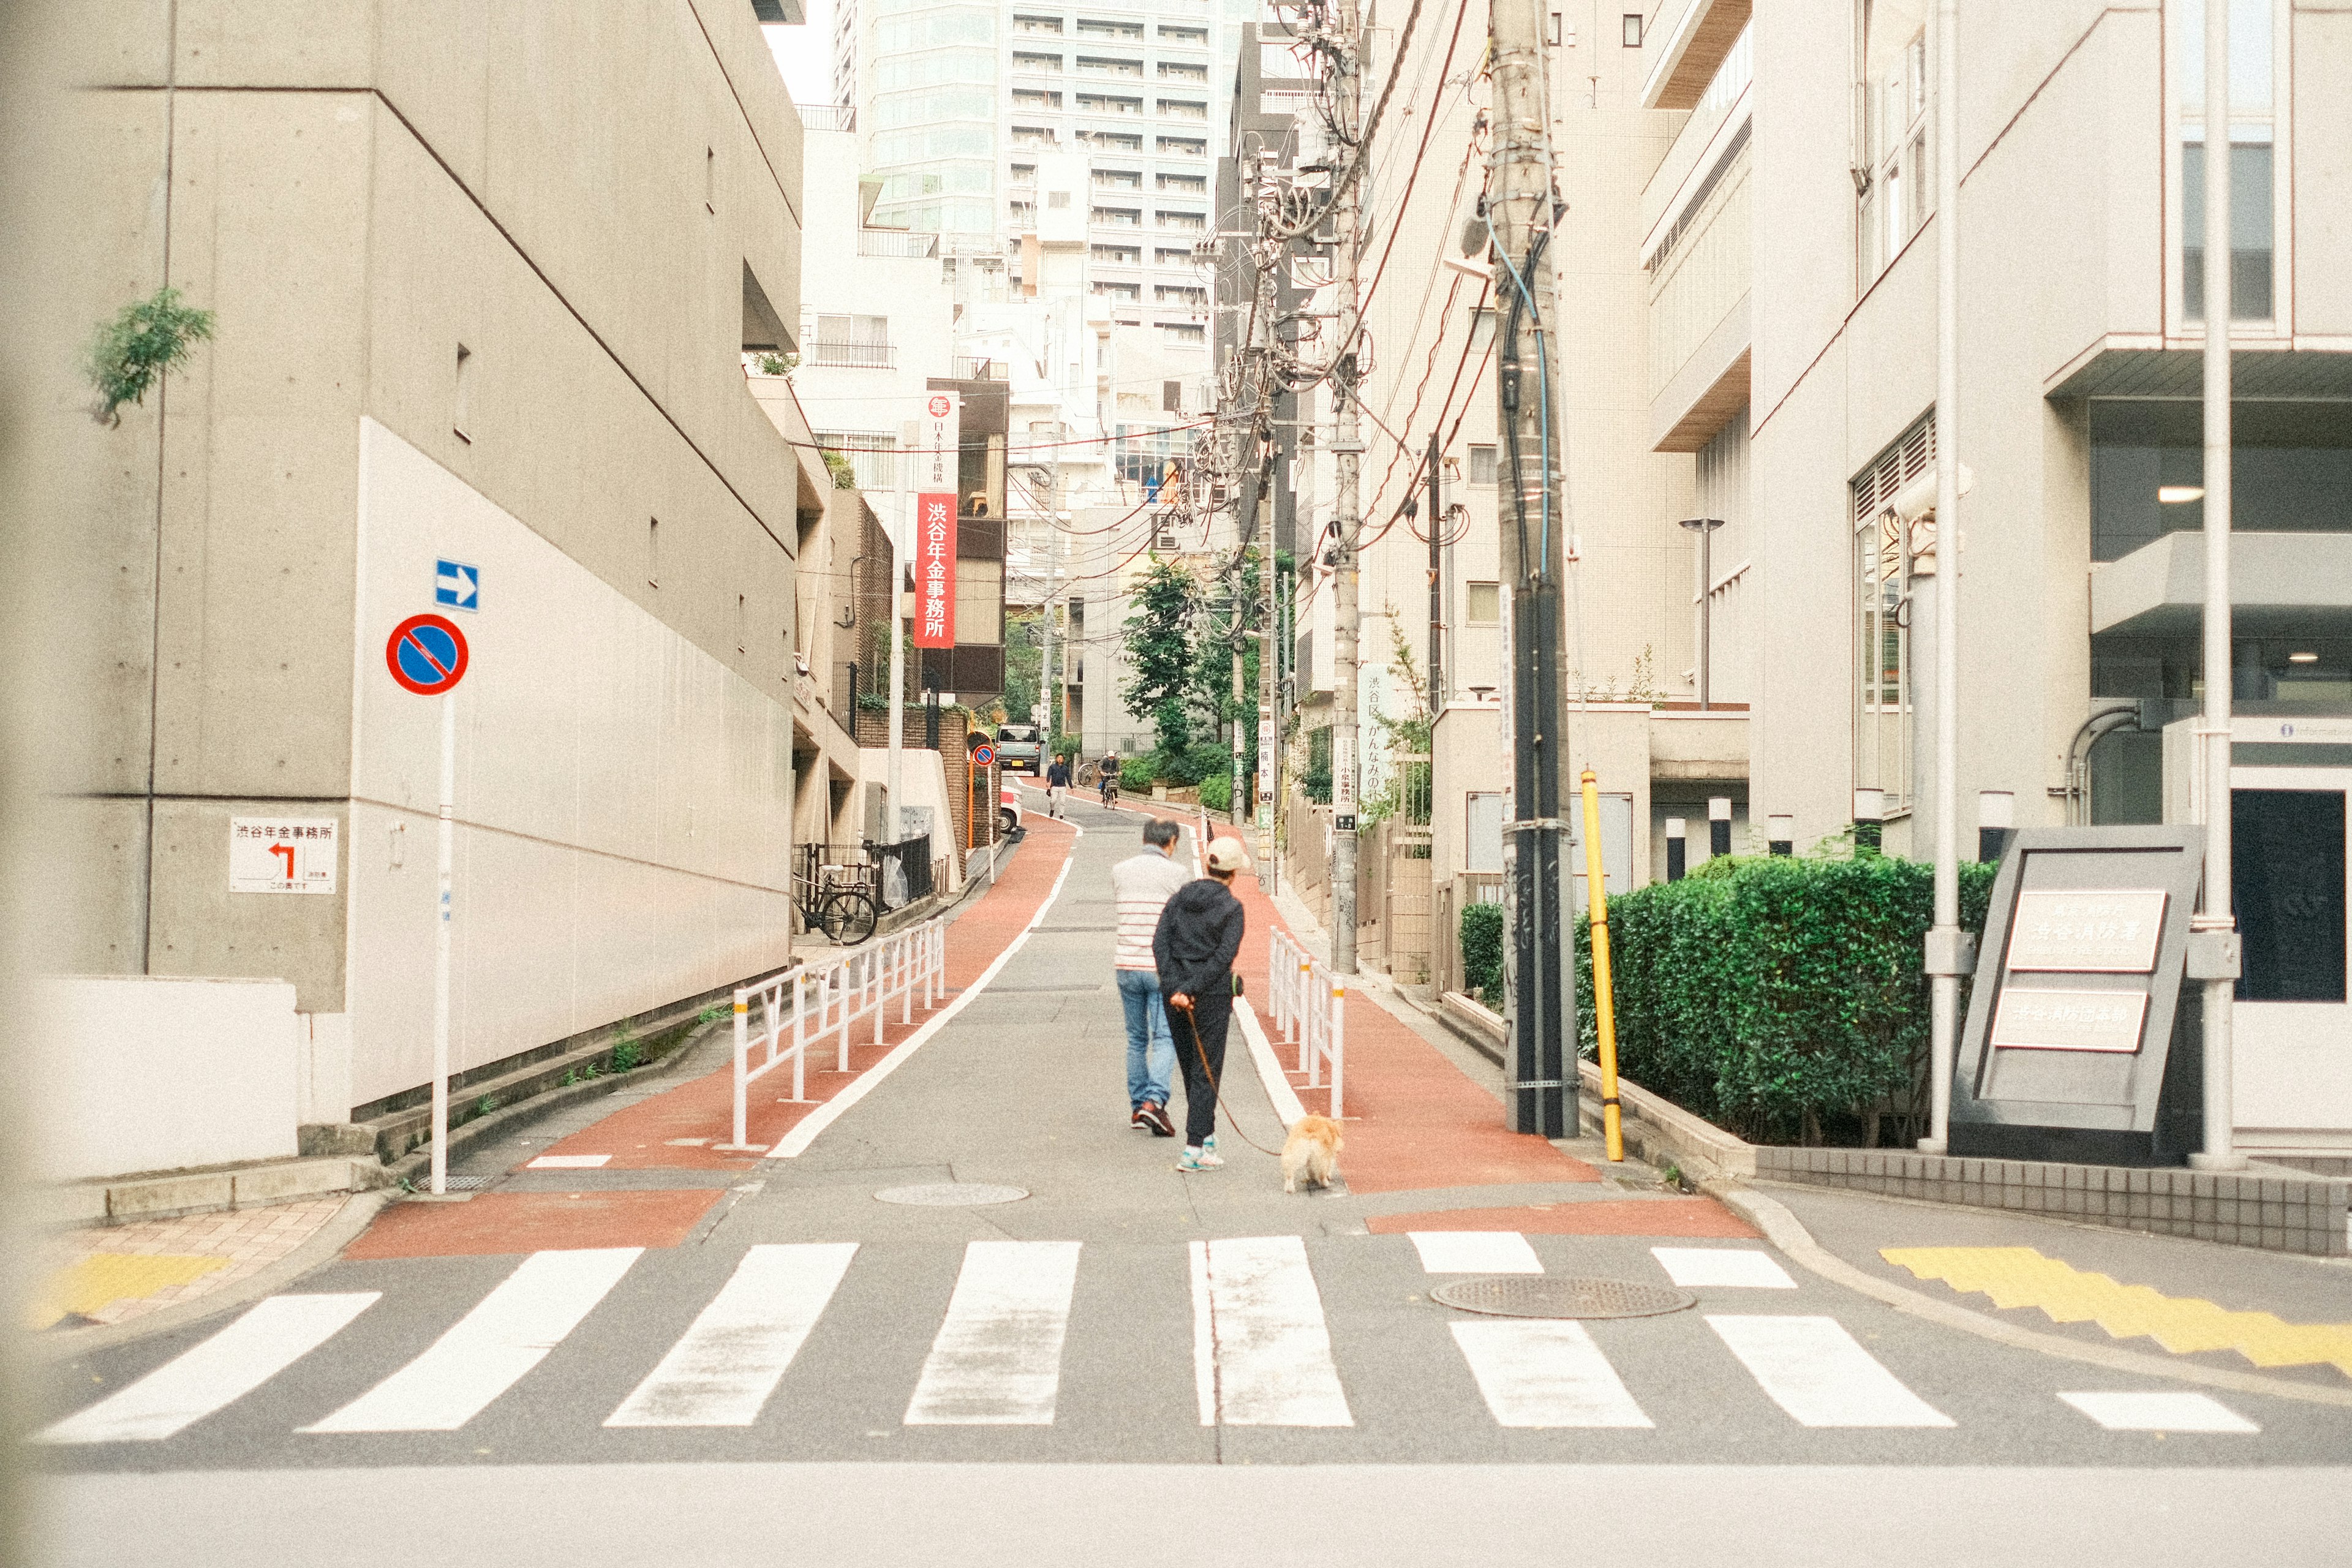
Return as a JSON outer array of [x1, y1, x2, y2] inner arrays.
[[856, 229, 939, 258], [807, 339, 894, 369], [952, 356, 1012, 380]]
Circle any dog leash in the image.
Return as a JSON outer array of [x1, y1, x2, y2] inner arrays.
[[1176, 1001, 1283, 1157]]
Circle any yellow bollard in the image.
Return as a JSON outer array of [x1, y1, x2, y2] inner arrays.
[[1579, 768, 1624, 1162]]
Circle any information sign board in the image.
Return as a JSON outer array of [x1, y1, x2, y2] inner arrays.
[[2005, 889, 2166, 972], [230, 818, 339, 894], [1989, 989, 2149, 1054], [913, 492, 957, 648]]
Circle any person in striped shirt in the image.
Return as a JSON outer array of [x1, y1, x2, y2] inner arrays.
[[1112, 818, 1189, 1136]]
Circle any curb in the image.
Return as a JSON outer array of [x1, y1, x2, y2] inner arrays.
[[27, 1187, 395, 1364], [380, 1013, 732, 1190], [1712, 1180, 2352, 1411]]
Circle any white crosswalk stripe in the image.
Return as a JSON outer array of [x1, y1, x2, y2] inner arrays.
[[305, 1248, 641, 1433], [1451, 1319, 1653, 1428], [605, 1243, 857, 1428], [2059, 1391, 2259, 1433], [905, 1240, 1083, 1425], [36, 1293, 380, 1445], [1191, 1235, 1353, 1427], [1409, 1231, 1543, 1273], [1706, 1314, 1954, 1428], [39, 1242, 2185, 1445], [1652, 1246, 1796, 1289]]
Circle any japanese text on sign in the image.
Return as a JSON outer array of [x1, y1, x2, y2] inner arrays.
[[914, 491, 957, 648], [2004, 889, 2168, 973], [1989, 987, 2149, 1054], [230, 818, 339, 894]]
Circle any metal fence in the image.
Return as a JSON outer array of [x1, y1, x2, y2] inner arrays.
[[794, 842, 872, 910], [1268, 927, 1345, 1118], [720, 916, 946, 1150], [870, 834, 935, 910]]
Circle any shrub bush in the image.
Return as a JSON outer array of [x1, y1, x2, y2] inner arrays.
[[1573, 854, 1997, 1144], [1120, 756, 1155, 792], [1199, 772, 1232, 812], [1459, 900, 1504, 1003]]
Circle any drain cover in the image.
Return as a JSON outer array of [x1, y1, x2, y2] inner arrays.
[[428, 1175, 496, 1193], [874, 1182, 1030, 1207], [1430, 1276, 1695, 1320]]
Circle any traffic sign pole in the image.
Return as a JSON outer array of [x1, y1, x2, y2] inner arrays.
[[431, 690, 456, 1197], [385, 612, 470, 1198]]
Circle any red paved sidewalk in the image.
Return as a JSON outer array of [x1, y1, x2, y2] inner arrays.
[[349, 821, 1079, 1258], [1120, 800, 1600, 1197]]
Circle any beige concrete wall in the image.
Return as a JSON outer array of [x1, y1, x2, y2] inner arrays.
[[2294, 3, 2352, 337], [1745, 2, 2176, 850], [42, 2, 815, 1107]]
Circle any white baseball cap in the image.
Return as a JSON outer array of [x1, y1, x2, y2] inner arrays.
[[1205, 839, 1251, 874]]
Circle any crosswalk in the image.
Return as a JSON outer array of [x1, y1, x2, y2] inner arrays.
[[38, 1235, 2267, 1446]]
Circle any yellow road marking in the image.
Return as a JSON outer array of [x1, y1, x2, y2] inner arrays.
[[1883, 1246, 2352, 1381], [26, 1253, 230, 1332]]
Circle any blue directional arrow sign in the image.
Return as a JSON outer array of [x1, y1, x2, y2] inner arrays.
[[434, 557, 480, 612]]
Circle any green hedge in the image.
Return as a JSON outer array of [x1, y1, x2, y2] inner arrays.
[[1460, 901, 1504, 1004], [1120, 756, 1155, 791], [1199, 771, 1232, 812], [1572, 855, 1997, 1144]]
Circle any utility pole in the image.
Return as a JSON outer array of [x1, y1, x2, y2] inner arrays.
[[2188, 0, 2245, 1171], [1426, 432, 1443, 714], [1327, 0, 1365, 976], [1490, 0, 1574, 1138]]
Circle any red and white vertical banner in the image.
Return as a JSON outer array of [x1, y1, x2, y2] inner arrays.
[[914, 491, 957, 647], [911, 390, 960, 650]]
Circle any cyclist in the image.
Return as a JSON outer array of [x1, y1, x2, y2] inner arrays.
[[1099, 750, 1122, 808]]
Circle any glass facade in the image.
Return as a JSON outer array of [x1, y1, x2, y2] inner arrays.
[[2087, 401, 2352, 563], [2177, 0, 2275, 321]]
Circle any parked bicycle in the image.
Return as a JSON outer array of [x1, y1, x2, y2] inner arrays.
[[794, 844, 878, 946]]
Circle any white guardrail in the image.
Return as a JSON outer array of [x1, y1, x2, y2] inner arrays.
[[1268, 926, 1344, 1118], [722, 916, 947, 1151]]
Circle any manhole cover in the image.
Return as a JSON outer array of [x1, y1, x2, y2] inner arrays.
[[874, 1182, 1030, 1207], [1429, 1276, 1695, 1320]]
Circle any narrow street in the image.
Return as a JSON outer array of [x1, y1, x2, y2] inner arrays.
[[28, 793, 2350, 1564]]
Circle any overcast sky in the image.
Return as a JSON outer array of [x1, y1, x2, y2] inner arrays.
[[763, 14, 837, 111]]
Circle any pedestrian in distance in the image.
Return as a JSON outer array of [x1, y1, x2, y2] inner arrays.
[[1112, 817, 1189, 1136], [1155, 837, 1249, 1171], [1046, 753, 1072, 818]]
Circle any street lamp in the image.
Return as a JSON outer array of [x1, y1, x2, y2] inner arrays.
[[1678, 518, 1725, 709]]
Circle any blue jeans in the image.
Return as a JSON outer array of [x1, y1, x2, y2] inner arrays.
[[1117, 968, 1176, 1109]]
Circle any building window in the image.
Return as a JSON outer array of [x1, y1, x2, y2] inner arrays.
[[453, 344, 473, 442], [1047, 190, 1071, 209], [1158, 135, 1207, 156], [2179, 0, 2275, 322], [813, 432, 897, 492], [1156, 172, 1205, 193], [1852, 412, 1934, 815], [810, 314, 892, 369], [1857, 2, 1929, 287], [1464, 582, 1501, 624], [1156, 322, 1205, 344], [1467, 445, 1497, 486], [1157, 99, 1208, 119], [1621, 12, 1643, 47]]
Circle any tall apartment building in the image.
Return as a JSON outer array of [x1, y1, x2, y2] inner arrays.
[[833, 0, 1253, 353]]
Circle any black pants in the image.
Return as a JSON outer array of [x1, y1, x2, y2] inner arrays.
[[1166, 987, 1232, 1148]]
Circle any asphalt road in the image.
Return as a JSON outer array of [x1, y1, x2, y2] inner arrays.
[[26, 794, 2352, 1564]]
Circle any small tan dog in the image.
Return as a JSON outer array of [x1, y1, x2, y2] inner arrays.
[[1281, 1115, 1344, 1194]]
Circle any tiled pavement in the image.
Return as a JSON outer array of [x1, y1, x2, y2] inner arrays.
[[29, 1197, 351, 1331]]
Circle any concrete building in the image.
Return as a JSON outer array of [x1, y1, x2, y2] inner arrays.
[[40, 1, 827, 1171], [834, 0, 1253, 350], [1640, 0, 2352, 1157]]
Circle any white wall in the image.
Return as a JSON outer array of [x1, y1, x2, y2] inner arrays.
[[34, 976, 300, 1183], [340, 419, 797, 1109], [857, 745, 962, 888]]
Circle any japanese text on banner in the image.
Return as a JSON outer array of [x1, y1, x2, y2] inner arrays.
[[914, 491, 957, 647]]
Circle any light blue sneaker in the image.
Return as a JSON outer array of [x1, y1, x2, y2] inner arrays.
[[1177, 1146, 1224, 1172], [1202, 1135, 1218, 1158]]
